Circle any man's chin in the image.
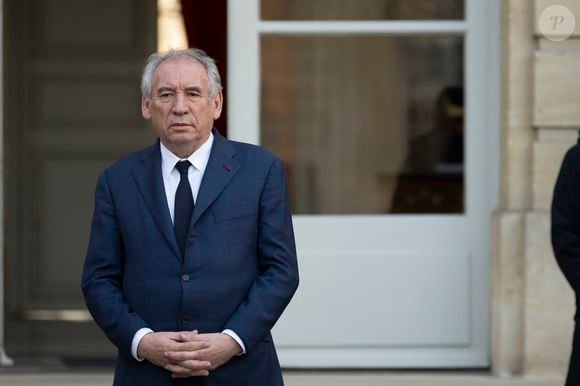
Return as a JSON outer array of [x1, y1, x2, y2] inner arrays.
[[161, 134, 208, 154], [166, 133, 201, 145]]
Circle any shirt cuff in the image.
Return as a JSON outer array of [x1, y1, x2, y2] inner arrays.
[[222, 329, 246, 355], [131, 327, 154, 361]]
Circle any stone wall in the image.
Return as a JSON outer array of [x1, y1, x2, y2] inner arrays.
[[493, 0, 580, 378]]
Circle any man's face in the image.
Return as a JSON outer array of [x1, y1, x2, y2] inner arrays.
[[142, 56, 222, 154]]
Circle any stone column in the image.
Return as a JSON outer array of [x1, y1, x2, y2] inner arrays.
[[492, 0, 535, 376]]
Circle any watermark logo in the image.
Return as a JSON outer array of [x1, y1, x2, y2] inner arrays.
[[539, 5, 576, 42]]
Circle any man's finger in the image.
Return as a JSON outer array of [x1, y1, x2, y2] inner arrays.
[[171, 369, 210, 378], [179, 359, 212, 370], [165, 362, 210, 372], [165, 363, 190, 375], [165, 349, 207, 362], [172, 339, 211, 353], [178, 330, 203, 341], [165, 363, 210, 377], [166, 359, 211, 370]]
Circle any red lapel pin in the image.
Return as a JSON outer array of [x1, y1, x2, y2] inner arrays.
[[225, 165, 232, 172]]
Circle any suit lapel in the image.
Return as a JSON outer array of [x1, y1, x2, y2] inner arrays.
[[132, 140, 181, 259], [191, 130, 240, 228]]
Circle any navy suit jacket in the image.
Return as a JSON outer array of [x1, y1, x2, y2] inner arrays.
[[82, 130, 299, 386], [552, 144, 580, 385]]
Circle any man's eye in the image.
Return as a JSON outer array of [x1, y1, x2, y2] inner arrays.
[[158, 93, 173, 100], [187, 92, 200, 98]]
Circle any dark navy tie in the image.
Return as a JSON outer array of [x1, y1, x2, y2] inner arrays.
[[174, 160, 193, 257]]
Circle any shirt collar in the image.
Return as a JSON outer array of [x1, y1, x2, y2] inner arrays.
[[159, 133, 214, 179]]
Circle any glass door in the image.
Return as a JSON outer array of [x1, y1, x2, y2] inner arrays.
[[228, 0, 498, 368]]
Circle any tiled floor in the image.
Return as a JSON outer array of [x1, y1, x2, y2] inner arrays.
[[0, 371, 564, 386]]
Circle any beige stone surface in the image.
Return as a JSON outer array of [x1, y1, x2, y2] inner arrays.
[[534, 52, 580, 126], [532, 141, 573, 210], [537, 128, 578, 143], [502, 0, 535, 210], [503, 139, 534, 210], [0, 372, 564, 386], [539, 37, 580, 52], [535, 0, 580, 37], [524, 212, 574, 378], [492, 211, 525, 376]]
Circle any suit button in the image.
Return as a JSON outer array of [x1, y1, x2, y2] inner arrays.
[[181, 274, 190, 282], [181, 316, 190, 325]]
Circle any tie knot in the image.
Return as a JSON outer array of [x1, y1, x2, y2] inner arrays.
[[175, 160, 191, 176]]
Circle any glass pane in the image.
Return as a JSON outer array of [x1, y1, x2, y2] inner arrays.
[[261, 36, 464, 214], [261, 0, 464, 21]]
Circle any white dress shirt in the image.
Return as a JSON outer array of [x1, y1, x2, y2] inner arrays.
[[131, 133, 246, 360]]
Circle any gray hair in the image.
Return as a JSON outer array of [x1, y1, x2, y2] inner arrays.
[[140, 48, 223, 98]]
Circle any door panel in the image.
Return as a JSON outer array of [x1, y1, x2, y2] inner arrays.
[[5, 0, 156, 359], [275, 249, 471, 346]]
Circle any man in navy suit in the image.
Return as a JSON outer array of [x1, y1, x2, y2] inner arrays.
[[82, 48, 299, 386]]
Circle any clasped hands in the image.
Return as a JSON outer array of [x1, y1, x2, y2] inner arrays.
[[137, 330, 242, 378]]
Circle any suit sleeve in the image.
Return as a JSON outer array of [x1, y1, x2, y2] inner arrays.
[[81, 170, 148, 359], [552, 145, 580, 292], [224, 158, 299, 352]]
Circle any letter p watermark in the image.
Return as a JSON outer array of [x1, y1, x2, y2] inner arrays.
[[551, 15, 566, 30], [539, 5, 576, 42]]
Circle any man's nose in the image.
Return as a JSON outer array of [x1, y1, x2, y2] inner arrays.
[[171, 92, 187, 114]]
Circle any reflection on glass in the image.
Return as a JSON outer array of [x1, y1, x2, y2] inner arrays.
[[261, 36, 464, 214], [261, 0, 464, 21]]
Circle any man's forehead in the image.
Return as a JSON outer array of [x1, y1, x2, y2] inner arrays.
[[151, 59, 210, 94], [154, 57, 208, 81]]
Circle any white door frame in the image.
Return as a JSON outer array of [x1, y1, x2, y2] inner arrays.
[[227, 0, 501, 368]]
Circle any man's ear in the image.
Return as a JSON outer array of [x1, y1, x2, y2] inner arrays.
[[141, 96, 151, 119], [212, 90, 223, 120]]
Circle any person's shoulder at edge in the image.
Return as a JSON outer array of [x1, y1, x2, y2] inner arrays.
[[560, 143, 580, 175], [565, 143, 580, 161]]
